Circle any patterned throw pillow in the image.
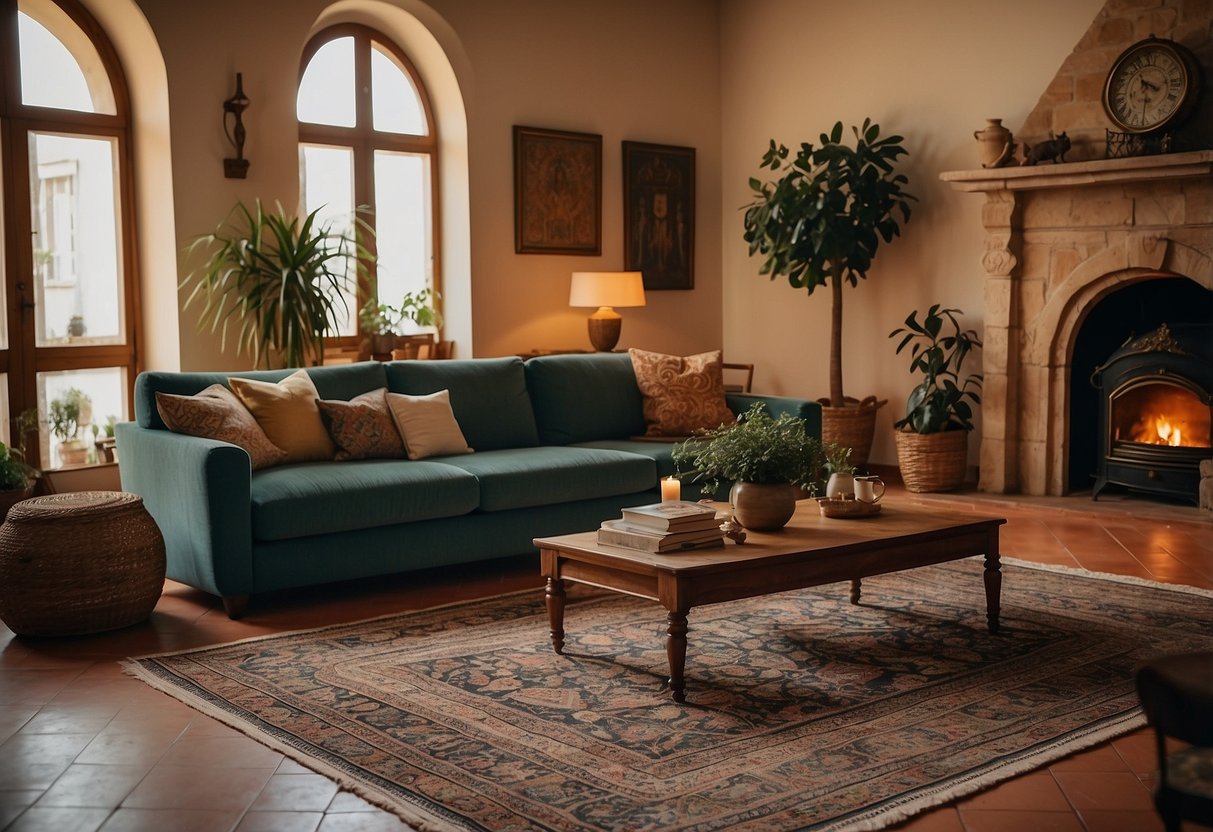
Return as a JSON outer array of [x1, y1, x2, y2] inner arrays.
[[229, 370, 336, 463], [386, 390, 473, 460], [628, 348, 736, 437], [316, 388, 406, 461], [155, 384, 287, 470]]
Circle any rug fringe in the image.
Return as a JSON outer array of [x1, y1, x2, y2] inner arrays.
[[120, 659, 470, 832]]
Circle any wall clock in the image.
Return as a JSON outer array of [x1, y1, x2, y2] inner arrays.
[[1103, 37, 1202, 134]]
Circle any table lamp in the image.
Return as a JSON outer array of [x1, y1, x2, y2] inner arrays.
[[568, 271, 646, 352]]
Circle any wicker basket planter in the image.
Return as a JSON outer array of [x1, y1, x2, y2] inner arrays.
[[894, 428, 969, 493], [0, 491, 165, 636], [818, 396, 886, 469]]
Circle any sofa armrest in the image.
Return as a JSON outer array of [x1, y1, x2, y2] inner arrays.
[[115, 423, 253, 598], [725, 393, 823, 440]]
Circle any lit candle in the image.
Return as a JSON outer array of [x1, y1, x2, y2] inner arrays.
[[661, 476, 681, 502]]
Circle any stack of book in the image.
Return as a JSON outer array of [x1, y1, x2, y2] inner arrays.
[[597, 501, 724, 553]]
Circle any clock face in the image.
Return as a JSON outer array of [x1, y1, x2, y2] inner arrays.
[[1104, 39, 1198, 134]]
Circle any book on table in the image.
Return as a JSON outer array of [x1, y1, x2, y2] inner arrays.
[[597, 519, 724, 553], [618, 501, 721, 532]]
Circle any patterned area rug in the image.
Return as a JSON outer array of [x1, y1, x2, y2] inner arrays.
[[126, 558, 1213, 831]]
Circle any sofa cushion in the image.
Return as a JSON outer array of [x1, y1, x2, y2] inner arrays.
[[386, 390, 473, 460], [385, 358, 539, 450], [317, 388, 405, 461], [250, 459, 479, 541], [573, 438, 678, 478], [431, 446, 655, 511], [155, 385, 287, 470], [230, 370, 336, 463], [524, 353, 647, 445], [135, 362, 388, 430], [629, 348, 736, 437]]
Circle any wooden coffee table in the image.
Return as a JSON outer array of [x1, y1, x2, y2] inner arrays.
[[534, 501, 1006, 702]]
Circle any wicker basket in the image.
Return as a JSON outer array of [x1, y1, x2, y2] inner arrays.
[[0, 491, 166, 636], [0, 486, 34, 523], [818, 396, 887, 469], [894, 428, 969, 493]]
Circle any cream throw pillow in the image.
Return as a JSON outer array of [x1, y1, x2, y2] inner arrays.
[[229, 370, 336, 463], [386, 390, 473, 460]]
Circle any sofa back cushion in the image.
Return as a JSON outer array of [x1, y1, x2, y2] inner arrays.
[[524, 353, 646, 445], [134, 362, 388, 430], [384, 357, 539, 450]]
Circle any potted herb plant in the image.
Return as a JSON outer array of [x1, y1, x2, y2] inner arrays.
[[672, 403, 827, 530], [888, 304, 983, 492], [49, 388, 92, 466], [182, 200, 374, 369], [743, 119, 916, 468]]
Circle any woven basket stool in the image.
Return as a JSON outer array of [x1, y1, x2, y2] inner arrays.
[[0, 491, 166, 636]]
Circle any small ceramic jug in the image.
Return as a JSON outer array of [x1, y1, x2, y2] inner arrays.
[[825, 472, 854, 500], [854, 475, 885, 504], [974, 118, 1013, 168]]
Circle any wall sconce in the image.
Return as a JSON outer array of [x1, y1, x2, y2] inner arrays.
[[223, 72, 250, 179], [569, 271, 646, 352]]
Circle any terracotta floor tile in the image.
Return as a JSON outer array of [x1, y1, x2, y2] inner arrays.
[[884, 806, 964, 830], [35, 763, 151, 809], [5, 806, 112, 832], [120, 764, 274, 811], [74, 729, 182, 767], [156, 734, 283, 769], [97, 807, 245, 832], [1047, 742, 1133, 772], [1052, 770, 1156, 811], [235, 811, 324, 832], [248, 774, 340, 813], [324, 791, 383, 813], [955, 773, 1070, 811], [0, 762, 74, 792], [1111, 730, 1162, 776], [315, 811, 415, 831], [1077, 808, 1166, 831], [955, 808, 1085, 831]]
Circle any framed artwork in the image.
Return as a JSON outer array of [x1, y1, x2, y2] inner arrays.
[[513, 126, 602, 255], [623, 141, 695, 290]]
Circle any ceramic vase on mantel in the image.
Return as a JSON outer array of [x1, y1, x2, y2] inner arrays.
[[974, 118, 1014, 169], [730, 481, 796, 531]]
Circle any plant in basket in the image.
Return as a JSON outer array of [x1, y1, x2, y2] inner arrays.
[[743, 119, 916, 468], [672, 403, 830, 531], [888, 304, 983, 492]]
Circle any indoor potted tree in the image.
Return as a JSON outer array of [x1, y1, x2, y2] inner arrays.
[[743, 119, 916, 468], [672, 403, 828, 530], [181, 200, 374, 369], [888, 304, 983, 492]]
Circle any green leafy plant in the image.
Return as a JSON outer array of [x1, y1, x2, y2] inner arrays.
[[49, 388, 91, 442], [889, 304, 983, 433], [0, 443, 29, 490], [743, 120, 916, 407], [672, 403, 828, 496], [358, 288, 442, 337], [824, 442, 854, 475], [182, 200, 374, 369]]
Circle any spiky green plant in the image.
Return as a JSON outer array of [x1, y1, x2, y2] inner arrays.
[[182, 200, 373, 369]]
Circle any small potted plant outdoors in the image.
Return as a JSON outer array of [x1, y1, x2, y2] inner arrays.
[[744, 119, 916, 469], [672, 403, 828, 530], [888, 304, 983, 492], [49, 388, 92, 466]]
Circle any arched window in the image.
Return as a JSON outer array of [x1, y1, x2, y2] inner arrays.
[[297, 24, 440, 345], [0, 0, 138, 469]]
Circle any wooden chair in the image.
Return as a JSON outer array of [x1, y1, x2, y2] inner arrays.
[[1136, 651, 1213, 831], [722, 362, 754, 393]]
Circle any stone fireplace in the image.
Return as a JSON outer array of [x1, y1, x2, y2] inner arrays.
[[942, 151, 1213, 497]]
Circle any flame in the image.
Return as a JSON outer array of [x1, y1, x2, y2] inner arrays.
[[1126, 412, 1200, 447], [1114, 384, 1210, 449]]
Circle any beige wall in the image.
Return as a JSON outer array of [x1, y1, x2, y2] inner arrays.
[[112, 0, 722, 370], [719, 0, 1104, 467]]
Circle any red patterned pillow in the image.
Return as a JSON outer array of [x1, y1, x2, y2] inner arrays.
[[316, 388, 406, 461], [628, 348, 736, 437], [155, 384, 287, 470]]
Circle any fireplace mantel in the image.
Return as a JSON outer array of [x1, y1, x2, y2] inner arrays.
[[941, 150, 1213, 193], [937, 150, 1213, 498]]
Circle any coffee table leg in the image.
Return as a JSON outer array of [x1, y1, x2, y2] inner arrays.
[[849, 578, 862, 605], [666, 610, 689, 703], [546, 577, 566, 654], [983, 551, 1002, 634]]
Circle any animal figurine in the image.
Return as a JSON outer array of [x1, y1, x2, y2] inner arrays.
[[1022, 131, 1070, 166]]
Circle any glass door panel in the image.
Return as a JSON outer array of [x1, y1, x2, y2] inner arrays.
[[17, 2, 116, 114], [37, 366, 125, 468], [373, 150, 432, 331], [29, 131, 124, 347]]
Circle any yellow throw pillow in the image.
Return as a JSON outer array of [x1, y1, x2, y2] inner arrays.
[[229, 370, 336, 463], [386, 390, 473, 460], [628, 348, 736, 437], [155, 385, 287, 470]]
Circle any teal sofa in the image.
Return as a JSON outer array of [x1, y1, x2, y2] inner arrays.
[[117, 353, 821, 617]]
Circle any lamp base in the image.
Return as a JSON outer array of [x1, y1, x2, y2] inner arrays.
[[587, 307, 622, 352]]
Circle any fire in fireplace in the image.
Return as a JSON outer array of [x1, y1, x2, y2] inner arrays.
[[1091, 324, 1213, 505]]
